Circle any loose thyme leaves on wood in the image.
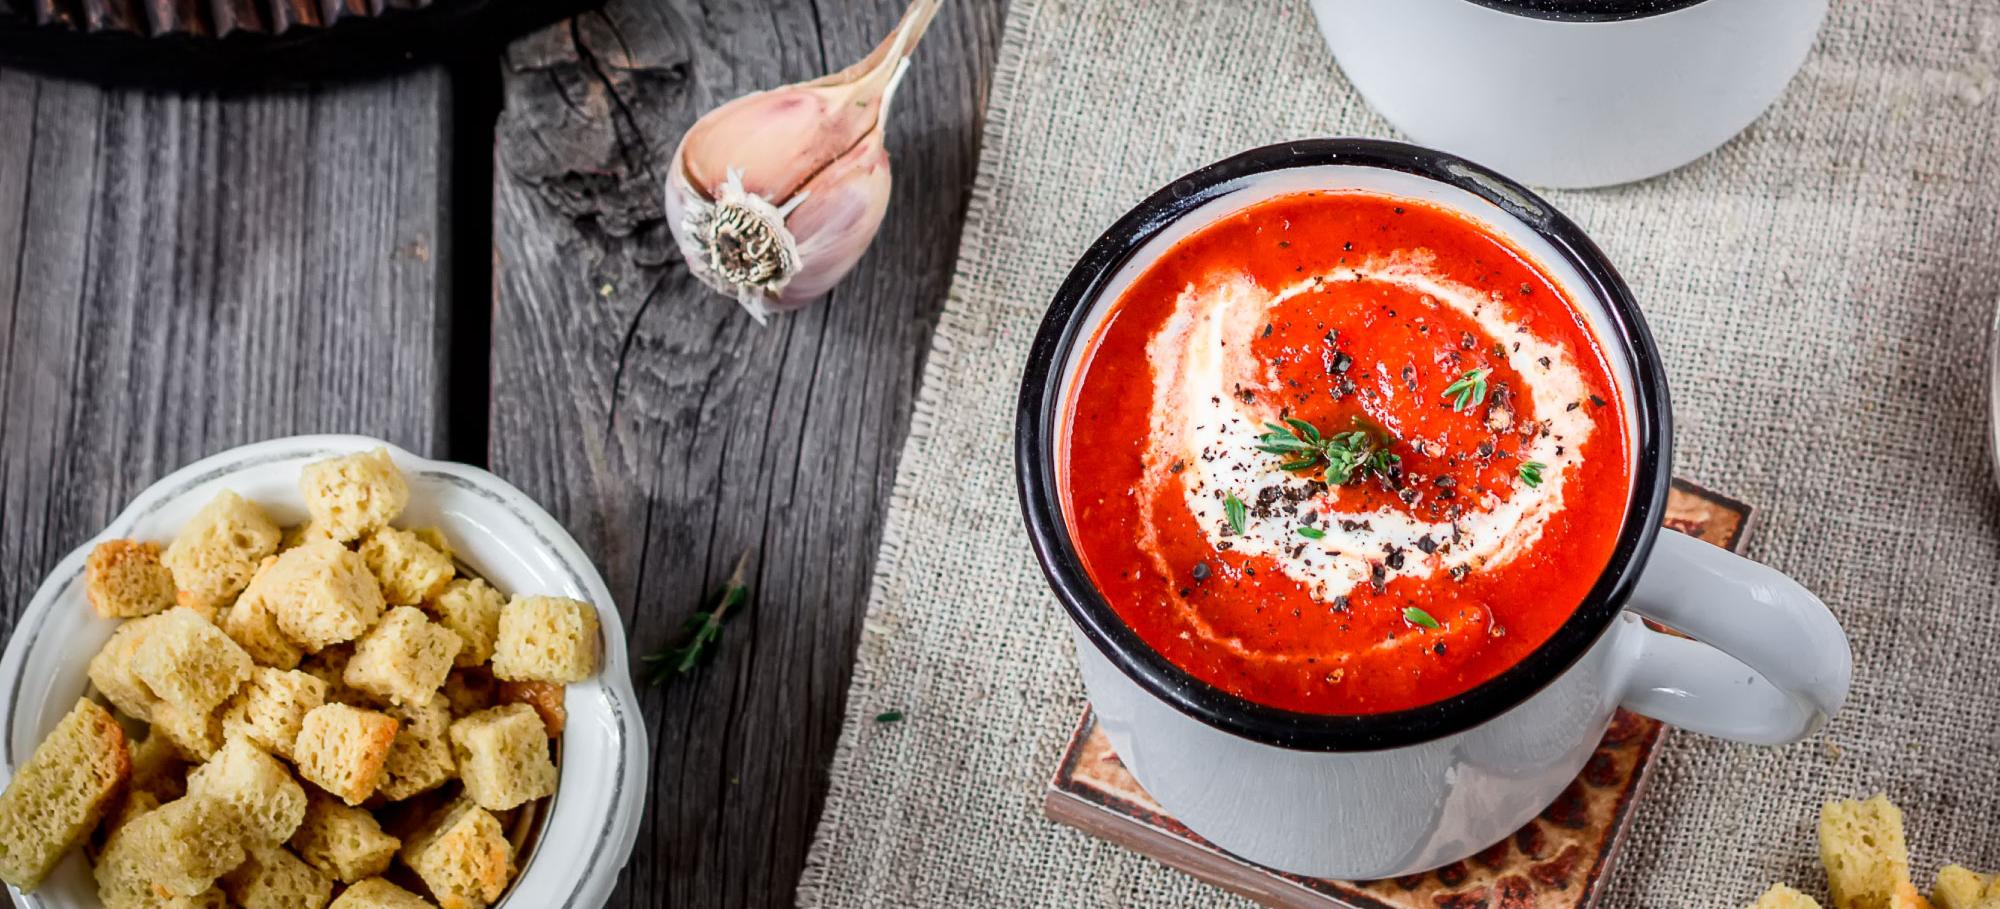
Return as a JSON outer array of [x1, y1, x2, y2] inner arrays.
[[641, 552, 752, 688]]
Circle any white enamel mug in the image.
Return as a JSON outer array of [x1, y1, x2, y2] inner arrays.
[[1014, 140, 1851, 879], [1310, 0, 1828, 189]]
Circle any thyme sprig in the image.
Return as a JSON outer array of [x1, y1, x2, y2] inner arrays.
[[641, 551, 752, 688], [1255, 418, 1398, 484], [1443, 368, 1489, 412]]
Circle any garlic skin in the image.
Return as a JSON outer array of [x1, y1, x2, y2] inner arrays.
[[666, 0, 939, 323]]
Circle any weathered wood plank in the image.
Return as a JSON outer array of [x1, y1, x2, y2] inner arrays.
[[0, 68, 454, 637], [490, 1, 1005, 905]]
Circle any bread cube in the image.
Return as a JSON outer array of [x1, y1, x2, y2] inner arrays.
[[409, 527, 454, 561], [221, 845, 334, 909], [497, 680, 565, 736], [162, 489, 282, 614], [86, 539, 177, 618], [187, 735, 307, 847], [331, 877, 440, 909], [1934, 867, 1992, 909], [221, 667, 328, 760], [133, 607, 254, 715], [128, 728, 187, 802], [379, 699, 456, 801], [345, 607, 460, 707], [449, 704, 555, 812], [1749, 884, 1825, 909], [223, 557, 308, 669], [89, 614, 165, 722], [359, 528, 454, 607], [491, 595, 600, 683], [0, 699, 129, 890], [256, 541, 390, 652], [289, 792, 400, 883], [300, 449, 409, 543], [94, 795, 246, 901], [428, 578, 503, 668], [163, 886, 231, 909], [154, 701, 225, 761], [302, 644, 371, 706], [440, 669, 496, 717], [294, 704, 399, 805], [1822, 794, 1918, 909], [399, 797, 514, 909]]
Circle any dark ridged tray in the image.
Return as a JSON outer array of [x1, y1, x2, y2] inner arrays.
[[0, 0, 600, 87]]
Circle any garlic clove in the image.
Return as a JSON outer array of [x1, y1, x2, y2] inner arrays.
[[666, 0, 939, 322]]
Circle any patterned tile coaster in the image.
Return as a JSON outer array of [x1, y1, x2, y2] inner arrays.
[[1044, 479, 1752, 909]]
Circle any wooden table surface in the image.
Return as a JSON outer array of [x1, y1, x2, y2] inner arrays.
[[0, 1, 1006, 905]]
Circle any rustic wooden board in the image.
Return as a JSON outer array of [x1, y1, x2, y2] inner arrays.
[[489, 1, 1005, 905], [0, 67, 455, 637]]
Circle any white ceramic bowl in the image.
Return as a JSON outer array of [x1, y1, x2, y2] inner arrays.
[[0, 435, 648, 909]]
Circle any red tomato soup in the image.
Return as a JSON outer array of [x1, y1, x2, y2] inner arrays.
[[1060, 191, 1630, 715]]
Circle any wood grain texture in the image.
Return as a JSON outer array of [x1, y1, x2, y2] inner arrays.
[[0, 68, 454, 639], [490, 1, 1005, 905]]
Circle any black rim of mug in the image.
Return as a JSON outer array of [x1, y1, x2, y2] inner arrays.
[[1461, 0, 1713, 22]]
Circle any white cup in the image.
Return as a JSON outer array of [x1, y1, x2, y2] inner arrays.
[[1014, 140, 1851, 878]]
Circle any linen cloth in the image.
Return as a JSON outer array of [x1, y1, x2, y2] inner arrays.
[[797, 1, 2000, 905]]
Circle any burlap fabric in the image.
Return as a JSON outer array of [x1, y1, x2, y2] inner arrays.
[[797, 1, 2000, 905]]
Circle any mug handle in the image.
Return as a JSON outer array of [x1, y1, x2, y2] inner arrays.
[[1617, 529, 1852, 746]]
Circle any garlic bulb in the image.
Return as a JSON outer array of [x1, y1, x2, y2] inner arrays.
[[665, 0, 940, 323]]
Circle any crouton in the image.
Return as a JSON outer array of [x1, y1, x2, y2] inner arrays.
[[294, 704, 399, 805], [89, 614, 165, 722], [221, 667, 328, 760], [89, 788, 161, 867], [449, 704, 555, 812], [379, 699, 456, 802], [428, 579, 503, 668], [359, 528, 454, 607], [0, 698, 129, 890], [302, 644, 371, 706], [1751, 884, 1827, 909], [440, 670, 496, 718], [491, 595, 599, 683], [261, 541, 389, 652], [289, 792, 399, 883], [1934, 866, 1996, 909], [186, 736, 307, 847], [223, 556, 308, 669], [410, 528, 454, 561], [300, 449, 409, 543], [331, 877, 439, 909], [133, 607, 254, 715], [128, 728, 186, 801], [1822, 794, 1920, 909], [86, 539, 178, 618], [496, 680, 565, 736], [399, 797, 513, 909], [93, 795, 245, 900], [154, 701, 225, 761], [162, 489, 282, 613], [221, 845, 334, 909], [345, 607, 460, 707]]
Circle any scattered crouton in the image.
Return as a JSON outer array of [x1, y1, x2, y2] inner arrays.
[[1751, 884, 1827, 909], [221, 667, 328, 760], [86, 539, 177, 618], [221, 845, 334, 909], [1933, 866, 1997, 909], [0, 699, 130, 890], [359, 528, 455, 607], [496, 680, 565, 736], [300, 449, 409, 543], [94, 795, 246, 901], [161, 490, 282, 614], [400, 796, 514, 909], [449, 704, 556, 812], [429, 578, 504, 668], [380, 700, 457, 802], [289, 792, 400, 883], [89, 614, 166, 722], [186, 736, 307, 848], [491, 595, 599, 683], [262, 541, 390, 653], [331, 877, 440, 909], [223, 557, 308, 669], [294, 704, 399, 806], [133, 607, 254, 716], [1822, 794, 1919, 909], [345, 607, 460, 707]]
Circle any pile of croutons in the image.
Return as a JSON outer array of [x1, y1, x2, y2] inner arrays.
[[1750, 794, 1996, 909], [0, 448, 601, 909]]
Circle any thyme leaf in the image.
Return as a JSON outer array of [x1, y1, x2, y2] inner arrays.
[[1224, 492, 1248, 536], [1519, 460, 1547, 488], [1443, 368, 1490, 412], [1403, 606, 1441, 630]]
